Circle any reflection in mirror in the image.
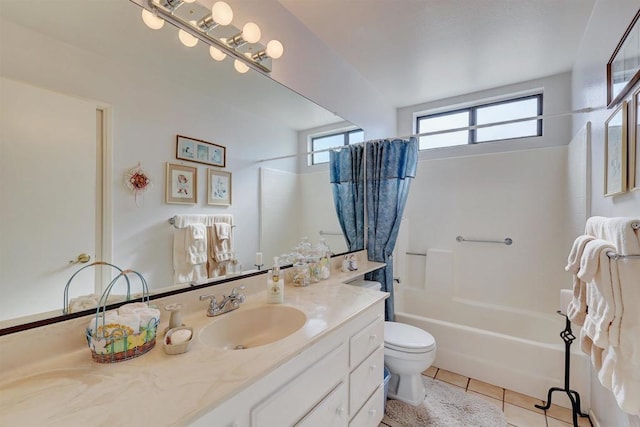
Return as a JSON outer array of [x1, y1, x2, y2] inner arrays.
[[0, 0, 359, 330]]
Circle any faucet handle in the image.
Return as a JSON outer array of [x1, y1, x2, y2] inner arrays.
[[199, 294, 217, 305], [230, 285, 246, 295]]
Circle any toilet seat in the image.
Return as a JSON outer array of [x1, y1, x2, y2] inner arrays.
[[384, 322, 436, 353]]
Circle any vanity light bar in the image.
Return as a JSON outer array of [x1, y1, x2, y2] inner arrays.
[[143, 0, 279, 74]]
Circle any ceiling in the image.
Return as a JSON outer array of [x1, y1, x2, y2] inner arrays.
[[279, 0, 596, 109]]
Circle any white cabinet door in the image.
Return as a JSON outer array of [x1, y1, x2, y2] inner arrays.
[[296, 382, 348, 427], [0, 78, 97, 320]]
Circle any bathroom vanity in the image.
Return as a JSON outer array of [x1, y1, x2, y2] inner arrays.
[[0, 254, 386, 426]]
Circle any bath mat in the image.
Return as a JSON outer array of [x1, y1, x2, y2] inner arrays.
[[384, 376, 507, 427]]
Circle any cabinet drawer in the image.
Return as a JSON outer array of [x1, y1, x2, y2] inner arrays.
[[349, 346, 384, 417], [349, 316, 384, 368], [252, 343, 347, 426], [349, 384, 384, 427], [296, 382, 348, 427]]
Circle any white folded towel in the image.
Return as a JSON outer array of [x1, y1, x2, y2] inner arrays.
[[565, 235, 594, 325], [186, 224, 207, 265], [118, 303, 160, 329], [173, 227, 208, 285], [578, 239, 616, 349], [215, 223, 231, 240], [585, 216, 640, 255]]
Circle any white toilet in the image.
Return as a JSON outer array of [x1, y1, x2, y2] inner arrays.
[[384, 321, 436, 405], [346, 279, 437, 406]]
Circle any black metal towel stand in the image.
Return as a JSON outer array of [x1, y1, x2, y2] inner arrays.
[[535, 311, 590, 427]]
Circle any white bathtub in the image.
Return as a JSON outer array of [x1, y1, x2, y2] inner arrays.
[[395, 292, 591, 409]]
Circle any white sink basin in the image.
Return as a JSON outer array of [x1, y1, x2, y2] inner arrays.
[[198, 305, 307, 350]]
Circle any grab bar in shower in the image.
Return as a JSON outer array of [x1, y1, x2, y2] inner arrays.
[[319, 230, 343, 236], [456, 235, 513, 245], [406, 252, 427, 256]]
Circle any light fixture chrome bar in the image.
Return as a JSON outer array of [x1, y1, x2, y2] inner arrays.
[[144, 0, 272, 74], [197, 15, 219, 32], [456, 235, 513, 245]]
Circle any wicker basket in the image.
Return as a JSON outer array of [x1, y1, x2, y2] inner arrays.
[[85, 269, 158, 363]]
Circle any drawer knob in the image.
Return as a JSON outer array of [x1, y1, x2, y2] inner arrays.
[[369, 408, 377, 416], [336, 407, 345, 416], [370, 364, 377, 371], [369, 334, 377, 340]]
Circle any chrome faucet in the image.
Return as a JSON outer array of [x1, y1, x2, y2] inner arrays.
[[199, 285, 246, 317]]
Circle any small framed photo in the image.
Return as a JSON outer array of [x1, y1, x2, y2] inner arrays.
[[166, 163, 197, 204], [207, 168, 231, 206], [176, 135, 226, 168], [604, 101, 627, 197]]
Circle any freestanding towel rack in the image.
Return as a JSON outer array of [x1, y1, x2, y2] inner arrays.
[[535, 312, 590, 427]]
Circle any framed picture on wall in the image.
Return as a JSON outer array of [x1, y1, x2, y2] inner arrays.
[[207, 168, 231, 206], [604, 101, 627, 197], [632, 87, 640, 190], [166, 163, 197, 204], [607, 10, 640, 108], [176, 135, 226, 168]]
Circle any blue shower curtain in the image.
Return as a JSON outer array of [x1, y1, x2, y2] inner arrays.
[[329, 144, 365, 251], [364, 138, 418, 321]]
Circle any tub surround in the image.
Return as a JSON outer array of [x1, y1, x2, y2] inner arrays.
[[0, 252, 385, 425]]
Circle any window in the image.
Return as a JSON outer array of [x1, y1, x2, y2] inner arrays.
[[416, 94, 542, 150], [310, 129, 364, 165]]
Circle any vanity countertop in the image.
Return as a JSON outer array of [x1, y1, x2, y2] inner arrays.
[[0, 260, 386, 426]]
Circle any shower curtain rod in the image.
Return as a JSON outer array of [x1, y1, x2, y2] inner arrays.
[[257, 105, 604, 163]]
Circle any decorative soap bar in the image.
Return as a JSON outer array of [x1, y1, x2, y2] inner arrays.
[[170, 329, 192, 345]]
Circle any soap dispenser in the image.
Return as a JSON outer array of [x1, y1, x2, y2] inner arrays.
[[266, 257, 284, 304]]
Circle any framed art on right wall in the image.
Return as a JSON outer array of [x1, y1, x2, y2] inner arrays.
[[632, 87, 640, 190], [604, 101, 628, 197], [607, 10, 640, 108]]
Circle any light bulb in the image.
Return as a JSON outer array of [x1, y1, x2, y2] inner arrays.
[[141, 9, 164, 30], [234, 59, 249, 73], [266, 40, 284, 59], [209, 46, 226, 61], [178, 23, 198, 47], [242, 22, 261, 44], [211, 1, 233, 26], [183, 0, 196, 3]]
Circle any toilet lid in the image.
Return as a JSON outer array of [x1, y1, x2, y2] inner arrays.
[[384, 322, 435, 352]]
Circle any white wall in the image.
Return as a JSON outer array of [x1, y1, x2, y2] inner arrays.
[[571, 1, 640, 425], [0, 19, 297, 291], [220, 0, 396, 140], [400, 146, 570, 315]]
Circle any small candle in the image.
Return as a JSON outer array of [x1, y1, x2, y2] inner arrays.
[[255, 252, 263, 266]]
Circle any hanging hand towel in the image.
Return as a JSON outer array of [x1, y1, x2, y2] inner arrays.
[[207, 215, 234, 278], [578, 239, 616, 349], [173, 227, 208, 285], [185, 224, 207, 265], [565, 235, 594, 325]]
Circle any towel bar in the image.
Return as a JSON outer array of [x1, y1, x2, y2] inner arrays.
[[168, 216, 236, 228], [456, 235, 513, 245], [607, 252, 640, 260]]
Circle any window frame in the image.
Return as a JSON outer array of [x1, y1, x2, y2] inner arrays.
[[415, 93, 543, 149], [310, 128, 364, 165]]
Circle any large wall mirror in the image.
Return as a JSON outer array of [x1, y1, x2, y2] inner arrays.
[[0, 0, 361, 331]]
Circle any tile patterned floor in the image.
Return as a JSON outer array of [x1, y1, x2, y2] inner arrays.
[[378, 366, 592, 427]]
